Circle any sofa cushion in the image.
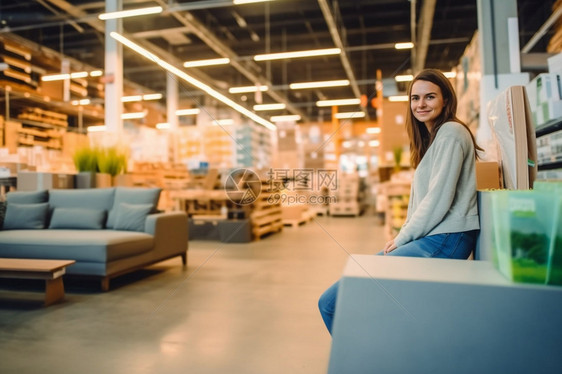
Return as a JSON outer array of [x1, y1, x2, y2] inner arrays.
[[113, 203, 153, 232], [48, 188, 115, 212], [106, 188, 161, 228], [3, 203, 49, 230], [49, 208, 107, 230], [6, 189, 48, 204], [0, 230, 154, 262]]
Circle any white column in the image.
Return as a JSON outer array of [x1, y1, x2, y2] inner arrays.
[[167, 73, 179, 162], [104, 0, 124, 139], [476, 0, 530, 151]]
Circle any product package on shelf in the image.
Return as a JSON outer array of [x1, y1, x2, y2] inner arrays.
[[487, 85, 538, 189], [525, 73, 562, 128]]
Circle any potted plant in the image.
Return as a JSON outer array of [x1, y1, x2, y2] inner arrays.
[[393, 146, 403, 173], [96, 147, 128, 187], [73, 146, 98, 188]]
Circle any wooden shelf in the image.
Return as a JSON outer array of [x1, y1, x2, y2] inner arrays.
[[536, 117, 562, 138]]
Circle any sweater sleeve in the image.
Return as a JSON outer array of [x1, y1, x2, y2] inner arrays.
[[393, 135, 464, 247]]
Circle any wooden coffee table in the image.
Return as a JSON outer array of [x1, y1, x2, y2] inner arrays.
[[0, 258, 76, 306]]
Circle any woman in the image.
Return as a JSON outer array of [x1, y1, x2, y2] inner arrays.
[[318, 69, 482, 335]]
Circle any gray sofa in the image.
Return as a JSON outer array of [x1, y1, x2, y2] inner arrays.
[[0, 187, 188, 291]]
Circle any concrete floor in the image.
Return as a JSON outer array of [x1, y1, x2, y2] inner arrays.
[[0, 215, 386, 374]]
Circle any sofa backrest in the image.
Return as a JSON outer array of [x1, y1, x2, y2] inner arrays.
[[48, 188, 116, 211], [106, 187, 162, 228], [6, 190, 48, 204]]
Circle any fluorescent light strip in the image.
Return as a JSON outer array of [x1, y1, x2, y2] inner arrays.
[[41, 73, 70, 81], [270, 115, 301, 122], [388, 95, 409, 102], [395, 42, 414, 49], [290, 79, 350, 90], [366, 127, 381, 134], [176, 108, 201, 116], [87, 125, 106, 132], [71, 99, 91, 105], [395, 74, 414, 82], [334, 112, 366, 119], [253, 103, 286, 111], [121, 112, 146, 120], [90, 70, 103, 77], [143, 93, 163, 100], [110, 32, 276, 131], [183, 58, 230, 68], [444, 71, 457, 78], [99, 6, 162, 20], [316, 98, 360, 107], [369, 140, 380, 147], [254, 48, 341, 61], [229, 85, 269, 94], [121, 95, 143, 103], [70, 72, 89, 79], [156, 123, 171, 130]]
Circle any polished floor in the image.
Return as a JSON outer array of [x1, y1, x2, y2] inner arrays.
[[0, 214, 387, 374]]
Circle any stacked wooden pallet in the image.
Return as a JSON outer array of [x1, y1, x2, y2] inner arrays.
[[18, 107, 68, 128], [250, 191, 283, 239]]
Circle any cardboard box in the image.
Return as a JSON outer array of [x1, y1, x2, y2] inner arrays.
[[17, 171, 75, 191], [476, 161, 501, 190]]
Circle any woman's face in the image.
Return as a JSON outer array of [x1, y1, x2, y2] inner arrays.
[[410, 80, 445, 130]]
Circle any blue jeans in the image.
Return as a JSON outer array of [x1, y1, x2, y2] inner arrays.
[[318, 230, 479, 334]]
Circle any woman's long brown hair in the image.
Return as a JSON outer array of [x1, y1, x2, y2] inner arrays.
[[405, 69, 482, 168]]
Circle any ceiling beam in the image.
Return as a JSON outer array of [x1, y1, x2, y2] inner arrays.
[[413, 0, 437, 74], [153, 0, 307, 121], [317, 0, 362, 101]]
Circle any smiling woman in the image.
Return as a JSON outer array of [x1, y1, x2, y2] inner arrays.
[[318, 69, 483, 335]]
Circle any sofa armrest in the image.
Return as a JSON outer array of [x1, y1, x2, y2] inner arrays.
[[145, 211, 188, 257]]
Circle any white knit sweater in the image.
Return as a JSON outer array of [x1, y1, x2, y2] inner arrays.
[[393, 121, 480, 247]]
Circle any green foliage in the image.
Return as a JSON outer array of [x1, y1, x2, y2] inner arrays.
[[510, 231, 548, 264], [73, 147, 98, 172], [97, 147, 127, 177]]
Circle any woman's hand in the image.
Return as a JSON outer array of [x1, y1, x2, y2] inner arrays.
[[383, 239, 397, 255]]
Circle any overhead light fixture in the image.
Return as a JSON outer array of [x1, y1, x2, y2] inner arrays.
[[395, 42, 414, 49], [395, 74, 414, 82], [176, 108, 201, 116], [213, 119, 234, 126], [270, 115, 301, 122], [369, 140, 380, 147], [444, 71, 457, 78], [366, 127, 381, 134], [71, 99, 91, 105], [253, 103, 286, 111], [110, 32, 276, 131], [334, 112, 366, 119], [143, 93, 163, 100], [290, 79, 350, 90], [121, 112, 146, 120], [229, 85, 269, 94], [121, 95, 143, 103], [41, 73, 70, 81], [70, 72, 89, 79], [388, 95, 409, 102], [87, 125, 107, 132], [183, 58, 230, 68], [99, 6, 163, 20], [156, 123, 171, 130], [90, 70, 103, 77], [234, 0, 274, 5], [316, 98, 360, 107], [254, 48, 341, 61]]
